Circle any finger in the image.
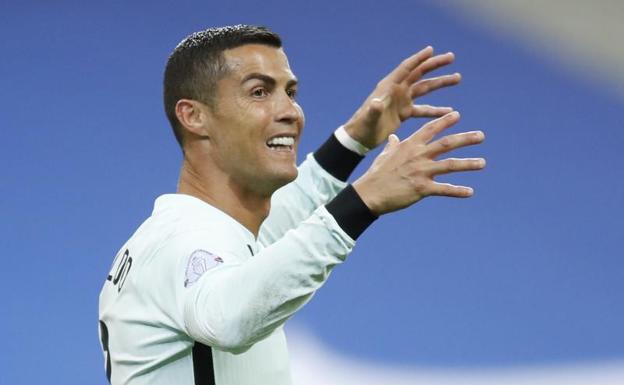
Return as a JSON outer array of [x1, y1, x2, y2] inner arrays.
[[405, 52, 455, 84], [426, 130, 485, 158], [408, 111, 460, 143], [387, 46, 434, 84], [427, 157, 486, 176], [411, 104, 453, 118], [410, 73, 461, 99], [428, 182, 474, 198]]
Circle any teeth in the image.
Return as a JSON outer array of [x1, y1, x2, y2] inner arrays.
[[267, 136, 295, 147]]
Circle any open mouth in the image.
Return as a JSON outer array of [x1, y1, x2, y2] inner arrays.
[[266, 136, 295, 152]]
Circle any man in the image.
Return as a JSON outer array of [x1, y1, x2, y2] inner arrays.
[[99, 25, 485, 385]]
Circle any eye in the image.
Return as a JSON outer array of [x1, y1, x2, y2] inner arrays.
[[251, 88, 268, 98], [286, 88, 297, 99]]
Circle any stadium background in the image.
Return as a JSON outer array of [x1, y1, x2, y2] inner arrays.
[[1, 1, 623, 383]]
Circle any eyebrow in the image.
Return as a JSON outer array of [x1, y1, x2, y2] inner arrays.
[[241, 73, 298, 88]]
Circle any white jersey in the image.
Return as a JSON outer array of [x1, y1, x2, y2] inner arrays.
[[98, 153, 356, 385]]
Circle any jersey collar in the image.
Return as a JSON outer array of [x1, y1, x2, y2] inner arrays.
[[153, 194, 257, 245]]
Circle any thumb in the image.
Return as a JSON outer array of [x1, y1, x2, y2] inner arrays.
[[363, 98, 384, 127], [383, 133, 400, 152]]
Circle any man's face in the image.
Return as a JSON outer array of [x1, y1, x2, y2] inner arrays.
[[204, 44, 304, 196]]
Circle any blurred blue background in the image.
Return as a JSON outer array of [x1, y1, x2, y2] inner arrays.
[[1, 1, 622, 384]]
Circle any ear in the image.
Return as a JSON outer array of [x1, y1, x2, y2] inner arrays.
[[174, 99, 212, 138]]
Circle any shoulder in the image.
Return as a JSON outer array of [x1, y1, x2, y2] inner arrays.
[[146, 194, 253, 254], [118, 194, 254, 286], [142, 194, 255, 272]]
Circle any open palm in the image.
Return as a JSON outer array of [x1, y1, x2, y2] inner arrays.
[[344, 46, 461, 149]]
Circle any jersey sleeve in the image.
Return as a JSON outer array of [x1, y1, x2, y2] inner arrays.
[[182, 205, 355, 354], [258, 132, 365, 246], [258, 153, 346, 246]]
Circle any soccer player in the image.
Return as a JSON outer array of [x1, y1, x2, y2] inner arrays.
[[99, 25, 485, 385]]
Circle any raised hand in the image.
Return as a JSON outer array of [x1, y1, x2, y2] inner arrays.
[[352, 111, 485, 215], [343, 46, 461, 149]]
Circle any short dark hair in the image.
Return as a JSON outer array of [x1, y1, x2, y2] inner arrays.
[[163, 25, 282, 148]]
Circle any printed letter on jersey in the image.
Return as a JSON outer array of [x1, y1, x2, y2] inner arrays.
[[184, 249, 223, 288]]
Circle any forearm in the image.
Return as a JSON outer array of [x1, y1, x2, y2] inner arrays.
[[258, 130, 365, 245]]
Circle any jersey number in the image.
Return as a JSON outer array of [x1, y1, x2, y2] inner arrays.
[[107, 249, 133, 292], [99, 321, 112, 382], [101, 249, 133, 381]]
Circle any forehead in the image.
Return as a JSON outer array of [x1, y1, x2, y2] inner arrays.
[[222, 44, 295, 80]]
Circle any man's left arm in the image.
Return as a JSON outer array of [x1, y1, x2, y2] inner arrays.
[[259, 46, 460, 245]]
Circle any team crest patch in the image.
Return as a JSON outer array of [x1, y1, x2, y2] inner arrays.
[[184, 249, 223, 288]]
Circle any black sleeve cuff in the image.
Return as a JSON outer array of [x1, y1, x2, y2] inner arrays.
[[313, 133, 364, 181], [325, 184, 378, 240]]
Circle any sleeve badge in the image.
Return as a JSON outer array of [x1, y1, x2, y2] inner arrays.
[[184, 249, 224, 288]]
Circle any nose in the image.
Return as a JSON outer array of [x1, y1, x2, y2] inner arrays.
[[274, 91, 301, 125]]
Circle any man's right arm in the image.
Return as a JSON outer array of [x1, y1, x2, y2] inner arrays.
[[257, 131, 364, 246], [181, 111, 484, 354], [260, 46, 463, 245]]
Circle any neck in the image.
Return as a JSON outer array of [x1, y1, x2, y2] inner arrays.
[[177, 155, 271, 237]]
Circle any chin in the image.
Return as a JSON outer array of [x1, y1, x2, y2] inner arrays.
[[273, 166, 299, 189], [260, 166, 298, 196]]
